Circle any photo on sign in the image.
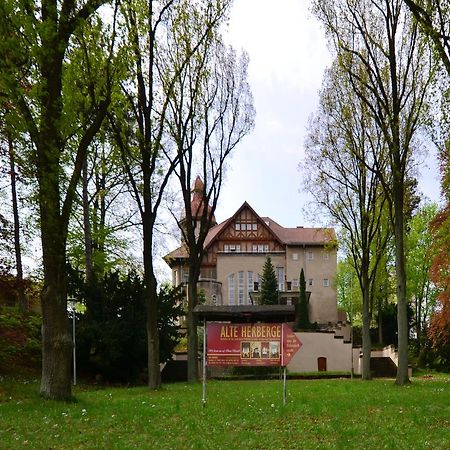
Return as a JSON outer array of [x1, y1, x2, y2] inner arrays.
[[250, 342, 261, 358], [241, 342, 251, 358], [261, 342, 270, 358], [270, 342, 280, 358]]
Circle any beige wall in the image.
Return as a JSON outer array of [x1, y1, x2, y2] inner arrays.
[[214, 246, 338, 323], [170, 244, 338, 324], [287, 331, 352, 373], [285, 245, 337, 324]]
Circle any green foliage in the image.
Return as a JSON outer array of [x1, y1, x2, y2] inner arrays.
[[259, 256, 278, 305], [335, 258, 363, 324], [67, 269, 183, 383], [295, 268, 310, 329], [0, 307, 41, 374]]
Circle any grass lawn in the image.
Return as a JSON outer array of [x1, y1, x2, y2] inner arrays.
[[1, 374, 449, 449]]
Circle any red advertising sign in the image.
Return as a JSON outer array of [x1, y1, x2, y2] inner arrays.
[[207, 323, 302, 367]]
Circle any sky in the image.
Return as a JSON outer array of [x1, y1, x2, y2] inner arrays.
[[215, 0, 442, 228]]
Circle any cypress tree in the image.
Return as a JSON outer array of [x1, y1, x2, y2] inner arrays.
[[296, 268, 310, 329]]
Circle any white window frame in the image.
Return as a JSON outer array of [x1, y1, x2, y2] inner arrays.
[[323, 278, 330, 287], [247, 271, 254, 302], [308, 278, 313, 286], [228, 274, 235, 305], [238, 271, 245, 305]]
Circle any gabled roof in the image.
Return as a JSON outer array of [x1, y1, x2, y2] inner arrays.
[[204, 201, 284, 251], [263, 219, 336, 245], [164, 201, 336, 266]]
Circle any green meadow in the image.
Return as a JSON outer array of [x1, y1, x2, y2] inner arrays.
[[1, 374, 449, 449]]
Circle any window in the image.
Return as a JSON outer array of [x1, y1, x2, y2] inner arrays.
[[292, 278, 299, 288], [323, 251, 329, 260], [183, 270, 189, 283], [286, 281, 292, 291], [228, 274, 235, 305], [235, 222, 241, 231], [225, 244, 241, 253], [306, 251, 314, 260], [292, 253, 299, 261], [308, 278, 313, 286], [323, 278, 330, 287], [247, 271, 254, 302], [212, 294, 217, 305], [277, 267, 285, 292], [252, 223, 258, 231], [238, 271, 245, 305]]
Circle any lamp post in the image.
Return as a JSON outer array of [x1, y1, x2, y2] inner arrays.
[[68, 299, 77, 386]]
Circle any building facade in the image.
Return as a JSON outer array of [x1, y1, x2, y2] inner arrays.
[[165, 185, 339, 326]]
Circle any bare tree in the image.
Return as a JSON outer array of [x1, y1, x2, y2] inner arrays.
[[109, 0, 233, 389], [313, 0, 434, 384], [305, 60, 391, 379], [166, 35, 254, 381], [405, 0, 450, 76]]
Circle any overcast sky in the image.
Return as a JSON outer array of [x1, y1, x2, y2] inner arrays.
[[215, 0, 442, 228]]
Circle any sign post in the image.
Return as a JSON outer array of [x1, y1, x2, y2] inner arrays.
[[202, 318, 207, 406]]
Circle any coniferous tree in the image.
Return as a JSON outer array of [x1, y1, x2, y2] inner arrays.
[[296, 268, 310, 329], [259, 256, 278, 305]]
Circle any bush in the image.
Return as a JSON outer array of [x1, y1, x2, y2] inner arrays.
[[68, 268, 183, 383], [0, 307, 42, 374]]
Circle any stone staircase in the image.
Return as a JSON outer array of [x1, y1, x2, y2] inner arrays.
[[370, 356, 398, 377]]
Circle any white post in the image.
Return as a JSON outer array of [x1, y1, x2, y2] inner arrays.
[[202, 318, 207, 406], [69, 300, 77, 386], [350, 276, 354, 380], [281, 324, 286, 405]]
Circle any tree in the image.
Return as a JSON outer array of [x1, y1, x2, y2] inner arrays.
[[167, 22, 254, 381], [313, 0, 434, 385], [109, 0, 232, 389], [0, 108, 27, 310], [296, 268, 310, 329], [259, 256, 278, 305], [428, 204, 450, 358], [68, 268, 182, 383], [0, 1, 117, 399], [404, 0, 450, 76], [405, 203, 439, 353], [304, 58, 391, 379]]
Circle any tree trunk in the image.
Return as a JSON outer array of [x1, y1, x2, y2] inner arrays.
[[82, 154, 93, 283], [143, 210, 160, 389], [39, 192, 72, 400], [8, 134, 27, 311], [361, 262, 372, 380], [393, 178, 410, 385], [82, 155, 92, 284], [146, 269, 160, 389], [187, 266, 200, 382]]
